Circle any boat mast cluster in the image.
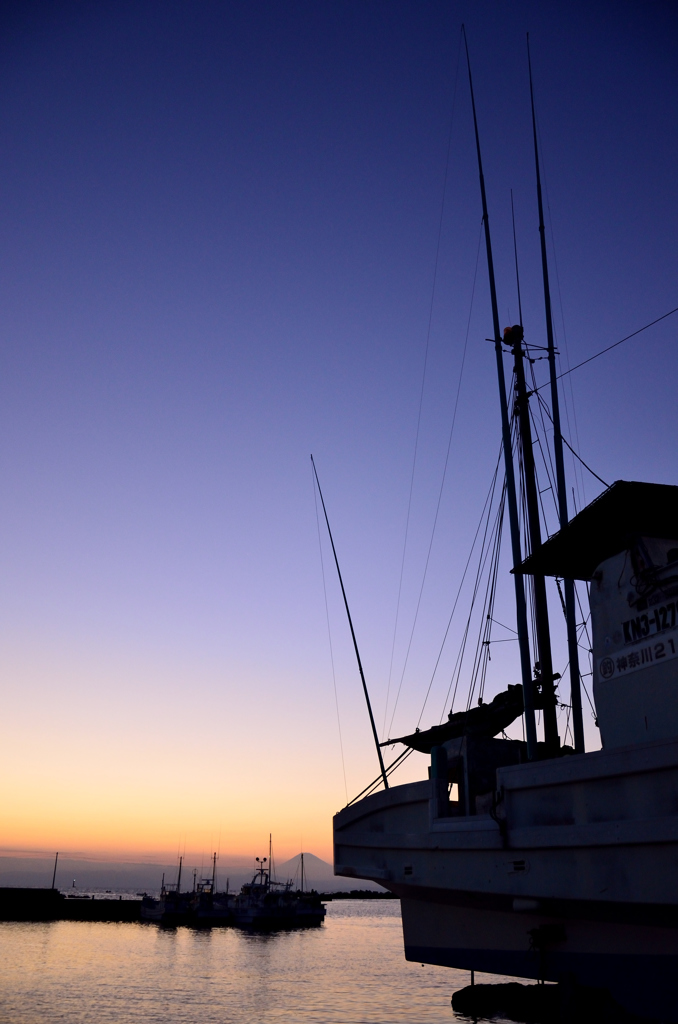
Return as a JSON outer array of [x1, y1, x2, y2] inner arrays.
[[463, 26, 585, 758]]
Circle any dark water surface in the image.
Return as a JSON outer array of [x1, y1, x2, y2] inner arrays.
[[0, 900, 516, 1023]]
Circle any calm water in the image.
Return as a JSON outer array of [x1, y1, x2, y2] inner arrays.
[[0, 900, 516, 1024]]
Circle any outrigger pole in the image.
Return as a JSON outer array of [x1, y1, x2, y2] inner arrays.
[[311, 456, 389, 789], [462, 26, 538, 760], [527, 35, 585, 753]]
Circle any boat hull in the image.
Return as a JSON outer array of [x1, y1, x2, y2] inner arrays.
[[334, 735, 678, 1022], [399, 893, 678, 1020]]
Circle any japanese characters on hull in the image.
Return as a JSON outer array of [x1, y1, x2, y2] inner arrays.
[[592, 537, 678, 748]]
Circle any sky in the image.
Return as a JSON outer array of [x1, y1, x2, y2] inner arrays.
[[0, 0, 676, 866]]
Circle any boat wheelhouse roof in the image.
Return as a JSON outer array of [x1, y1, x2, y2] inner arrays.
[[516, 480, 678, 580]]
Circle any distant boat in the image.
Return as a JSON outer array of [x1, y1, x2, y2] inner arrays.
[[232, 853, 326, 930], [140, 857, 195, 925], [141, 849, 325, 929]]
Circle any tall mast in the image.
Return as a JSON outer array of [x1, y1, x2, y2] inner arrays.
[[176, 856, 182, 893], [311, 455, 389, 786], [509, 327, 559, 754], [462, 27, 537, 759], [527, 36, 585, 752]]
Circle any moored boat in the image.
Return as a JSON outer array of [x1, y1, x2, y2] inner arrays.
[[232, 854, 326, 930], [331, 35, 678, 1023]]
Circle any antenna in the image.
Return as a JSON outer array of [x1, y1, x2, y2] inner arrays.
[[510, 190, 523, 327], [527, 34, 584, 753], [462, 25, 537, 759], [311, 455, 389, 787]]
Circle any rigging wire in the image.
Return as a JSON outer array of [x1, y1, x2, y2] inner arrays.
[[312, 467, 348, 805], [347, 747, 414, 806], [382, 30, 463, 737], [534, 390, 610, 489], [467, 491, 505, 709], [438, 469, 504, 723], [385, 220, 484, 737], [529, 405, 558, 534], [531, 306, 678, 391], [528, 357, 559, 521], [559, 434, 609, 489], [414, 449, 502, 729]]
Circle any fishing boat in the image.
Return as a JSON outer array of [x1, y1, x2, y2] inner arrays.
[[140, 857, 193, 925], [232, 851, 326, 930], [191, 854, 235, 926], [331, 36, 678, 1023]]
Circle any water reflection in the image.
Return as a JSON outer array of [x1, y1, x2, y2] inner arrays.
[[0, 900, 514, 1023]]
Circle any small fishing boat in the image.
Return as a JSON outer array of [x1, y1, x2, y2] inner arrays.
[[232, 850, 326, 930], [191, 854, 235, 926], [140, 857, 193, 925]]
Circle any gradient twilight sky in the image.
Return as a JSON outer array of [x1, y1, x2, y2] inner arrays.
[[0, 1, 676, 863]]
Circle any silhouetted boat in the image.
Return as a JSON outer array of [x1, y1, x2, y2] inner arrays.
[[140, 850, 325, 929], [232, 852, 326, 929], [331, 34, 678, 1023], [140, 857, 194, 925]]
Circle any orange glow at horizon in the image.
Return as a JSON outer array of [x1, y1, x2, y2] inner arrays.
[[0, 634, 433, 868]]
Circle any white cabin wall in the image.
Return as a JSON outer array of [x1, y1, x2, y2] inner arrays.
[[591, 540, 678, 747]]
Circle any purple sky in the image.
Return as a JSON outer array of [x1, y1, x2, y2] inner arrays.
[[0, 1, 676, 858]]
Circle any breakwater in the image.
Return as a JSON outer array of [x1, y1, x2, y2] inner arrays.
[[0, 887, 393, 923], [0, 888, 141, 923]]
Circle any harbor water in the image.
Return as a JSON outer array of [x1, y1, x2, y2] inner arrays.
[[0, 899, 515, 1023]]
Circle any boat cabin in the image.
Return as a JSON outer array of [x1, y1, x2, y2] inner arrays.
[[519, 480, 678, 749]]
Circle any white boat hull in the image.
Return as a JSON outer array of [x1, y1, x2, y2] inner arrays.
[[334, 735, 678, 1021]]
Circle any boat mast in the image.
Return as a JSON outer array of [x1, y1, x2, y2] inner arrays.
[[176, 856, 182, 893], [527, 36, 585, 754], [51, 852, 59, 890], [311, 455, 389, 787], [212, 852, 217, 891], [300, 852, 305, 893], [462, 27, 537, 759], [509, 327, 560, 754]]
